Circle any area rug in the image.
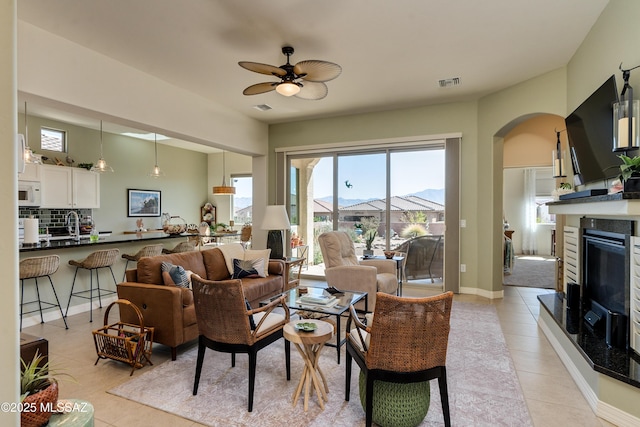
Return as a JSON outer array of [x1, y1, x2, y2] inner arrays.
[[503, 256, 556, 289], [108, 302, 532, 426]]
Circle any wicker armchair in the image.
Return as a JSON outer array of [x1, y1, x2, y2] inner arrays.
[[345, 291, 454, 427], [191, 275, 291, 412]]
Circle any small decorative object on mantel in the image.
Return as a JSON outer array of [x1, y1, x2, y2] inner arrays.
[[551, 182, 574, 200], [617, 154, 640, 192]]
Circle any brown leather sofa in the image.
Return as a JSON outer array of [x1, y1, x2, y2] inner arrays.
[[117, 247, 285, 360]]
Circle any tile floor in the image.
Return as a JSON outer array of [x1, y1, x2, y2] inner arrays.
[[21, 282, 615, 426]]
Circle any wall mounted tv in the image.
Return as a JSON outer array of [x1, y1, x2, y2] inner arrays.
[[565, 75, 620, 185]]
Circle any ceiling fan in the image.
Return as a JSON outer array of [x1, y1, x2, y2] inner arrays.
[[239, 46, 342, 100]]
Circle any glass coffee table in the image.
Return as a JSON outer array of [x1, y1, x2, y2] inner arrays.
[[261, 286, 368, 364]]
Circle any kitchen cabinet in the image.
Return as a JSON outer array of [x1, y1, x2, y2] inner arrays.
[[40, 165, 100, 209], [18, 163, 41, 182]]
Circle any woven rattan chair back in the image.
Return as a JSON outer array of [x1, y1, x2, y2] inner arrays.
[[367, 291, 453, 372], [70, 248, 120, 269], [163, 241, 196, 254], [240, 225, 252, 248], [122, 244, 164, 261], [192, 275, 255, 345], [20, 255, 60, 279]]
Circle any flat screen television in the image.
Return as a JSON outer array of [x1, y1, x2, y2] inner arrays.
[[565, 75, 620, 185]]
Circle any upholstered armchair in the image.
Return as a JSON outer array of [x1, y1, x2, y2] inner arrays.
[[318, 231, 397, 311]]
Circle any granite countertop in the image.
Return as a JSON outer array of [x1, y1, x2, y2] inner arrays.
[[538, 293, 640, 388], [19, 232, 187, 252]]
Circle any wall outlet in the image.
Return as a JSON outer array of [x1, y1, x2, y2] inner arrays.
[[460, 264, 466, 273], [460, 219, 466, 228]]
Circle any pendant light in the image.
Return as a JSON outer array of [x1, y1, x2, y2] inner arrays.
[[212, 151, 235, 195], [90, 120, 114, 173], [148, 133, 165, 178], [23, 101, 34, 164]]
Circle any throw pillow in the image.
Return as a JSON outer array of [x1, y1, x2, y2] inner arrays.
[[245, 299, 256, 330], [217, 243, 246, 276], [161, 261, 190, 288], [244, 248, 271, 276], [232, 258, 265, 279]]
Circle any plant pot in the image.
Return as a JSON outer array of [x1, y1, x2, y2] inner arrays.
[[21, 380, 58, 427], [363, 249, 374, 257], [623, 176, 640, 193]]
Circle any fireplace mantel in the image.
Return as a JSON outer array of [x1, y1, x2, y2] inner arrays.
[[548, 192, 640, 216]]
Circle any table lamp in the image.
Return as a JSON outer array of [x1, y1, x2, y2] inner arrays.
[[260, 205, 290, 259]]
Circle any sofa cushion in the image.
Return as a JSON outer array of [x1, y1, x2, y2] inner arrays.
[[244, 249, 271, 276], [201, 247, 232, 281], [161, 262, 190, 288], [216, 243, 246, 275], [183, 303, 197, 327], [242, 276, 284, 306], [136, 251, 206, 285], [232, 258, 265, 279]]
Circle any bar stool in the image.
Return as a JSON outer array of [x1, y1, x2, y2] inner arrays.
[[162, 241, 195, 254], [19, 255, 68, 330], [65, 248, 120, 322], [121, 244, 164, 280]]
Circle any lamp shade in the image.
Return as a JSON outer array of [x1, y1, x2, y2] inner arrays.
[[260, 205, 291, 230]]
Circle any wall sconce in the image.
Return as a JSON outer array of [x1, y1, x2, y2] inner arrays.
[[553, 128, 567, 178], [613, 63, 640, 152]]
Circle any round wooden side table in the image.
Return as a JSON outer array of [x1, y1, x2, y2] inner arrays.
[[283, 320, 333, 412]]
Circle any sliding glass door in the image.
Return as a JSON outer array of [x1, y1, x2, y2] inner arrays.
[[287, 144, 445, 286]]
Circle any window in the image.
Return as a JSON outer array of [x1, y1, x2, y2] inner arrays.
[[232, 175, 252, 224], [41, 127, 66, 152]]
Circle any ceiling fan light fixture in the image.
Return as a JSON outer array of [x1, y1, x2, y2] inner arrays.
[[276, 82, 301, 97]]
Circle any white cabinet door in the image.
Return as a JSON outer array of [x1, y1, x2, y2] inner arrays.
[[72, 168, 100, 208], [40, 165, 73, 208], [18, 163, 41, 182], [39, 165, 100, 208]]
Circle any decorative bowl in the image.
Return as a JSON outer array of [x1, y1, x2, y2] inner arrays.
[[384, 250, 395, 259], [294, 322, 317, 332], [163, 216, 187, 235]]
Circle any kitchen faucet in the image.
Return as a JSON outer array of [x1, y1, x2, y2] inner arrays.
[[66, 211, 80, 241]]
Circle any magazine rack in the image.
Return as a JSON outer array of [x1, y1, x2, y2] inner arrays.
[[92, 299, 154, 375]]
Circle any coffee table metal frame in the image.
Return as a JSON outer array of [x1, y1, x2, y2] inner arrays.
[[261, 286, 368, 364]]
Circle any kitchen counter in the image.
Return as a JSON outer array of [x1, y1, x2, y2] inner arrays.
[[19, 232, 186, 252]]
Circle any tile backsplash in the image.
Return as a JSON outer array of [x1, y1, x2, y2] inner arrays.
[[19, 208, 92, 229]]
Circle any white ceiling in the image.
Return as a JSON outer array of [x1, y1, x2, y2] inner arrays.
[[17, 0, 609, 151]]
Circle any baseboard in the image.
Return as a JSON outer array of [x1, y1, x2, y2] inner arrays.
[[21, 295, 118, 328], [459, 286, 504, 299], [538, 311, 640, 426]]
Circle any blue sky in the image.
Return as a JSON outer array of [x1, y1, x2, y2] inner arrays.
[[314, 150, 445, 199], [232, 149, 445, 200]]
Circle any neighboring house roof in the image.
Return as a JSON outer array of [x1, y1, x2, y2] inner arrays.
[[314, 199, 333, 214], [341, 195, 444, 212]]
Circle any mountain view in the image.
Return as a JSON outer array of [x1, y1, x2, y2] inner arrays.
[[318, 188, 445, 207]]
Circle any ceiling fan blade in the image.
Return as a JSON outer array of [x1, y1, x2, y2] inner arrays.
[[295, 81, 329, 100], [238, 61, 287, 77], [294, 60, 342, 82], [243, 82, 277, 95]]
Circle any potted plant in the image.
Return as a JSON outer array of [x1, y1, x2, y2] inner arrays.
[[20, 351, 60, 427], [551, 182, 573, 200], [618, 154, 640, 192], [363, 229, 377, 257]]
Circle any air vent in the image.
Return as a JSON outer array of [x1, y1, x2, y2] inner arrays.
[[438, 77, 461, 88], [253, 104, 272, 111]]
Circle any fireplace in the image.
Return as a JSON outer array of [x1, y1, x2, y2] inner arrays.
[[580, 217, 632, 348]]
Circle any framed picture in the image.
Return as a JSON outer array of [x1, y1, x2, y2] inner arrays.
[[127, 189, 161, 217]]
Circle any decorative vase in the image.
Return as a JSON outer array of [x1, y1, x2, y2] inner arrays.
[[21, 380, 58, 427]]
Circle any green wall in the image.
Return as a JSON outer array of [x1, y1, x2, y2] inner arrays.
[[20, 115, 209, 232]]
